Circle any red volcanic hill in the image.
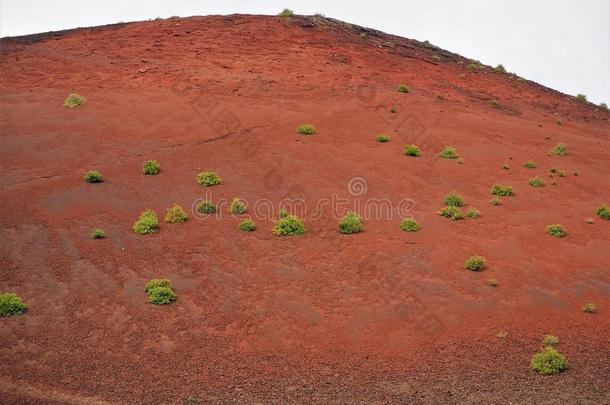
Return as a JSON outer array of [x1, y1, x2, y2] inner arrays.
[[0, 14, 608, 404]]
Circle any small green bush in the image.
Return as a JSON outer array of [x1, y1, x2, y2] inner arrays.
[[582, 303, 597, 314], [439, 146, 458, 159], [145, 278, 172, 293], [523, 160, 536, 169], [197, 171, 222, 187], [278, 208, 288, 219], [197, 200, 216, 214], [148, 286, 176, 305], [133, 209, 159, 234], [142, 160, 160, 175], [444, 192, 464, 207], [596, 204, 610, 220], [273, 215, 305, 236], [238, 219, 256, 232], [390, 106, 397, 113], [490, 197, 502, 206], [296, 124, 316, 135], [490, 99, 500, 108], [84, 170, 103, 183], [400, 217, 420, 232], [466, 208, 480, 218], [542, 335, 559, 346], [531, 347, 567, 375], [546, 224, 567, 238], [278, 8, 294, 16], [230, 198, 246, 214], [0, 292, 27, 317], [490, 184, 514, 196], [396, 84, 410, 93], [91, 228, 105, 239], [575, 94, 587, 103], [549, 143, 567, 156], [494, 64, 506, 73], [64, 93, 86, 108], [438, 206, 464, 220], [338, 212, 363, 234], [529, 177, 545, 187], [404, 144, 421, 156], [165, 204, 188, 223], [376, 134, 390, 143], [464, 256, 487, 271]]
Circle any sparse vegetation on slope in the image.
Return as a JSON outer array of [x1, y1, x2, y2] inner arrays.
[[230, 198, 247, 214], [529, 177, 545, 187], [273, 215, 305, 236], [165, 204, 188, 223], [546, 224, 567, 238], [596, 204, 610, 220], [64, 93, 86, 108], [91, 228, 105, 239], [439, 146, 458, 159], [396, 84, 410, 93], [338, 212, 363, 234], [145, 279, 176, 305], [0, 292, 27, 317], [491, 184, 514, 196], [238, 219, 256, 232], [376, 134, 390, 142], [297, 124, 316, 135], [400, 217, 420, 232], [143, 160, 160, 175], [464, 256, 487, 271], [404, 144, 421, 156], [549, 143, 568, 156], [197, 171, 222, 187], [133, 209, 159, 234], [444, 192, 464, 207], [438, 206, 464, 220], [531, 347, 567, 375], [197, 200, 216, 214], [84, 170, 103, 183]]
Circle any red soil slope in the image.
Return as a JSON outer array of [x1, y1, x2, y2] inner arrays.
[[1, 14, 609, 404]]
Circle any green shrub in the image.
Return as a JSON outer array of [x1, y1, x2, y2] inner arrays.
[[145, 278, 172, 293], [582, 303, 597, 314], [84, 170, 103, 183], [338, 212, 363, 234], [466, 208, 480, 218], [542, 335, 559, 346], [546, 224, 567, 238], [438, 206, 464, 220], [494, 64, 506, 73], [404, 144, 421, 156], [549, 143, 567, 156], [230, 198, 246, 214], [529, 177, 545, 187], [273, 215, 305, 236], [197, 171, 222, 187], [376, 134, 390, 142], [165, 204, 188, 223], [91, 228, 105, 239], [400, 217, 420, 232], [64, 93, 86, 108], [490, 184, 514, 196], [390, 106, 397, 113], [439, 146, 458, 159], [132, 209, 159, 234], [197, 200, 216, 214], [396, 84, 410, 93], [142, 160, 160, 175], [487, 278, 498, 287], [238, 219, 256, 232], [490, 197, 502, 206], [278, 208, 288, 219], [0, 292, 27, 317], [464, 256, 487, 271], [490, 99, 500, 108], [278, 8, 294, 16], [523, 160, 536, 169], [575, 94, 587, 103], [596, 204, 610, 220], [148, 286, 176, 305], [531, 347, 567, 375], [444, 192, 464, 207], [296, 124, 316, 135]]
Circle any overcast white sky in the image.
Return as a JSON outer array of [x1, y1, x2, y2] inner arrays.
[[1, 0, 608, 105]]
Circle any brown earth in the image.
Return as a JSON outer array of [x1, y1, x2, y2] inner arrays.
[[0, 14, 609, 404]]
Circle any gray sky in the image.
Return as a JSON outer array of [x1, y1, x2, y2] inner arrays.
[[1, 0, 608, 105]]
